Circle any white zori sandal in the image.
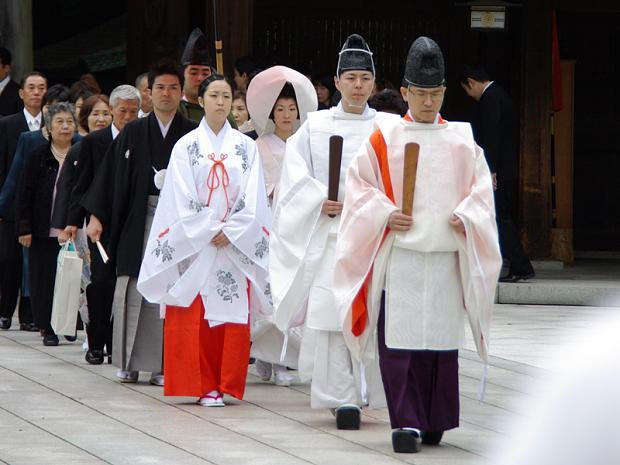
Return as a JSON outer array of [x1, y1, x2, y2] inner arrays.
[[197, 390, 225, 407]]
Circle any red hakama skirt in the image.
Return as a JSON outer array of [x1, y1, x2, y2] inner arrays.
[[163, 296, 250, 399]]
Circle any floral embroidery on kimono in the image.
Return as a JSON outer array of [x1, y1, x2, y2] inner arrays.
[[231, 244, 253, 265], [187, 140, 203, 166], [264, 282, 273, 307], [216, 270, 240, 303], [235, 143, 248, 172], [233, 194, 246, 214], [189, 198, 206, 213], [254, 237, 269, 259], [152, 239, 175, 263]]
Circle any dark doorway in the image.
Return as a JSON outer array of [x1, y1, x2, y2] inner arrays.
[[558, 10, 620, 251]]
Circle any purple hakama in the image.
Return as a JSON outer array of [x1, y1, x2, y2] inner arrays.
[[377, 295, 460, 431]]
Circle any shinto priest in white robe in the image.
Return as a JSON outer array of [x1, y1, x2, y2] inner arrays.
[[333, 113, 502, 373], [270, 102, 390, 408]]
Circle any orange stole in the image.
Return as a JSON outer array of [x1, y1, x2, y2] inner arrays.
[[351, 130, 395, 336], [403, 113, 447, 124], [163, 296, 250, 399]]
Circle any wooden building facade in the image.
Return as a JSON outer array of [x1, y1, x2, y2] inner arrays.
[[22, 0, 620, 260]]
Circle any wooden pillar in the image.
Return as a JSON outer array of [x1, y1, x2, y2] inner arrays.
[[0, 0, 34, 79], [127, 0, 190, 82], [205, 0, 254, 79], [519, 0, 553, 258], [551, 60, 576, 263]]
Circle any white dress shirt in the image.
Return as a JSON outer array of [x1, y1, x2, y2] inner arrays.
[[481, 81, 494, 96], [111, 123, 120, 140], [0, 75, 10, 96], [23, 109, 42, 131]]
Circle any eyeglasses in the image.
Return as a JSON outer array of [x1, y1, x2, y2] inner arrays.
[[407, 88, 445, 101]]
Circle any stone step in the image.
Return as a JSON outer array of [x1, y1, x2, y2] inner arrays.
[[497, 279, 620, 306]]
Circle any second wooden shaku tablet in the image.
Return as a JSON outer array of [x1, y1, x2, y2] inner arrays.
[[401, 142, 420, 217]]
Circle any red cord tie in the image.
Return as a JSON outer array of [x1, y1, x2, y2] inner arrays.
[[206, 153, 230, 220]]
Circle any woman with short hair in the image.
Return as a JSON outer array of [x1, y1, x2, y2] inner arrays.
[[17, 102, 78, 346]]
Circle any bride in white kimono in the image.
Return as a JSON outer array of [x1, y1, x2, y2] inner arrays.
[[137, 74, 272, 407], [246, 66, 317, 386]]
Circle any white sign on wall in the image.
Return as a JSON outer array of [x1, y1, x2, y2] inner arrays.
[[471, 8, 506, 29]]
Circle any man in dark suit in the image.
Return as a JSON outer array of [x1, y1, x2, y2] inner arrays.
[[0, 47, 22, 117], [461, 65, 534, 282], [0, 71, 47, 330]]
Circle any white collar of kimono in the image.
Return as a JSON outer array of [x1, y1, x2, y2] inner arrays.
[[111, 123, 120, 140], [404, 110, 446, 130], [155, 115, 174, 138], [331, 101, 375, 120], [200, 117, 231, 155]]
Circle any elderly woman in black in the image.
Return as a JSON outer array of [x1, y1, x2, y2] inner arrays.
[[17, 102, 77, 346]]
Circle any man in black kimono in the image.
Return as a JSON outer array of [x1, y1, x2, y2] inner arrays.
[[82, 60, 197, 383], [0, 47, 22, 117], [0, 72, 47, 331], [59, 84, 141, 365], [460, 65, 535, 282]]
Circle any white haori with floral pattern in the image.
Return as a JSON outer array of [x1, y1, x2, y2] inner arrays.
[[137, 118, 273, 326]]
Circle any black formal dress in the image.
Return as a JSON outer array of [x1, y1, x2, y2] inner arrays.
[[470, 82, 534, 278], [0, 80, 22, 117], [16, 142, 66, 336]]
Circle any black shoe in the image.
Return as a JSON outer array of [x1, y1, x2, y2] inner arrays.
[[421, 431, 444, 445], [335, 405, 361, 430], [85, 350, 104, 365], [514, 271, 535, 281], [64, 334, 77, 342], [19, 322, 38, 332], [499, 271, 535, 283], [0, 317, 11, 330], [392, 428, 421, 453], [498, 274, 516, 283], [43, 333, 59, 346]]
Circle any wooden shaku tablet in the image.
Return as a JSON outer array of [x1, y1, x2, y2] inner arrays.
[[401, 142, 420, 217], [327, 135, 344, 218]]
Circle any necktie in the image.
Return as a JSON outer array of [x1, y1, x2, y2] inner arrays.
[[29, 119, 39, 131]]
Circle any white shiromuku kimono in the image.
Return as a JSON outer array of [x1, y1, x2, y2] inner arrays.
[[251, 132, 300, 368], [137, 119, 272, 324], [333, 114, 502, 367], [256, 133, 285, 201], [270, 103, 393, 408]]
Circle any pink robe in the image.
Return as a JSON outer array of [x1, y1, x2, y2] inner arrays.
[[333, 114, 502, 364]]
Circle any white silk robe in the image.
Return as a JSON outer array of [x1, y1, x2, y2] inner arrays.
[[270, 103, 394, 332]]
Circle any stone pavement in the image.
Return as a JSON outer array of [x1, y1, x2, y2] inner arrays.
[[2, 303, 619, 465]]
